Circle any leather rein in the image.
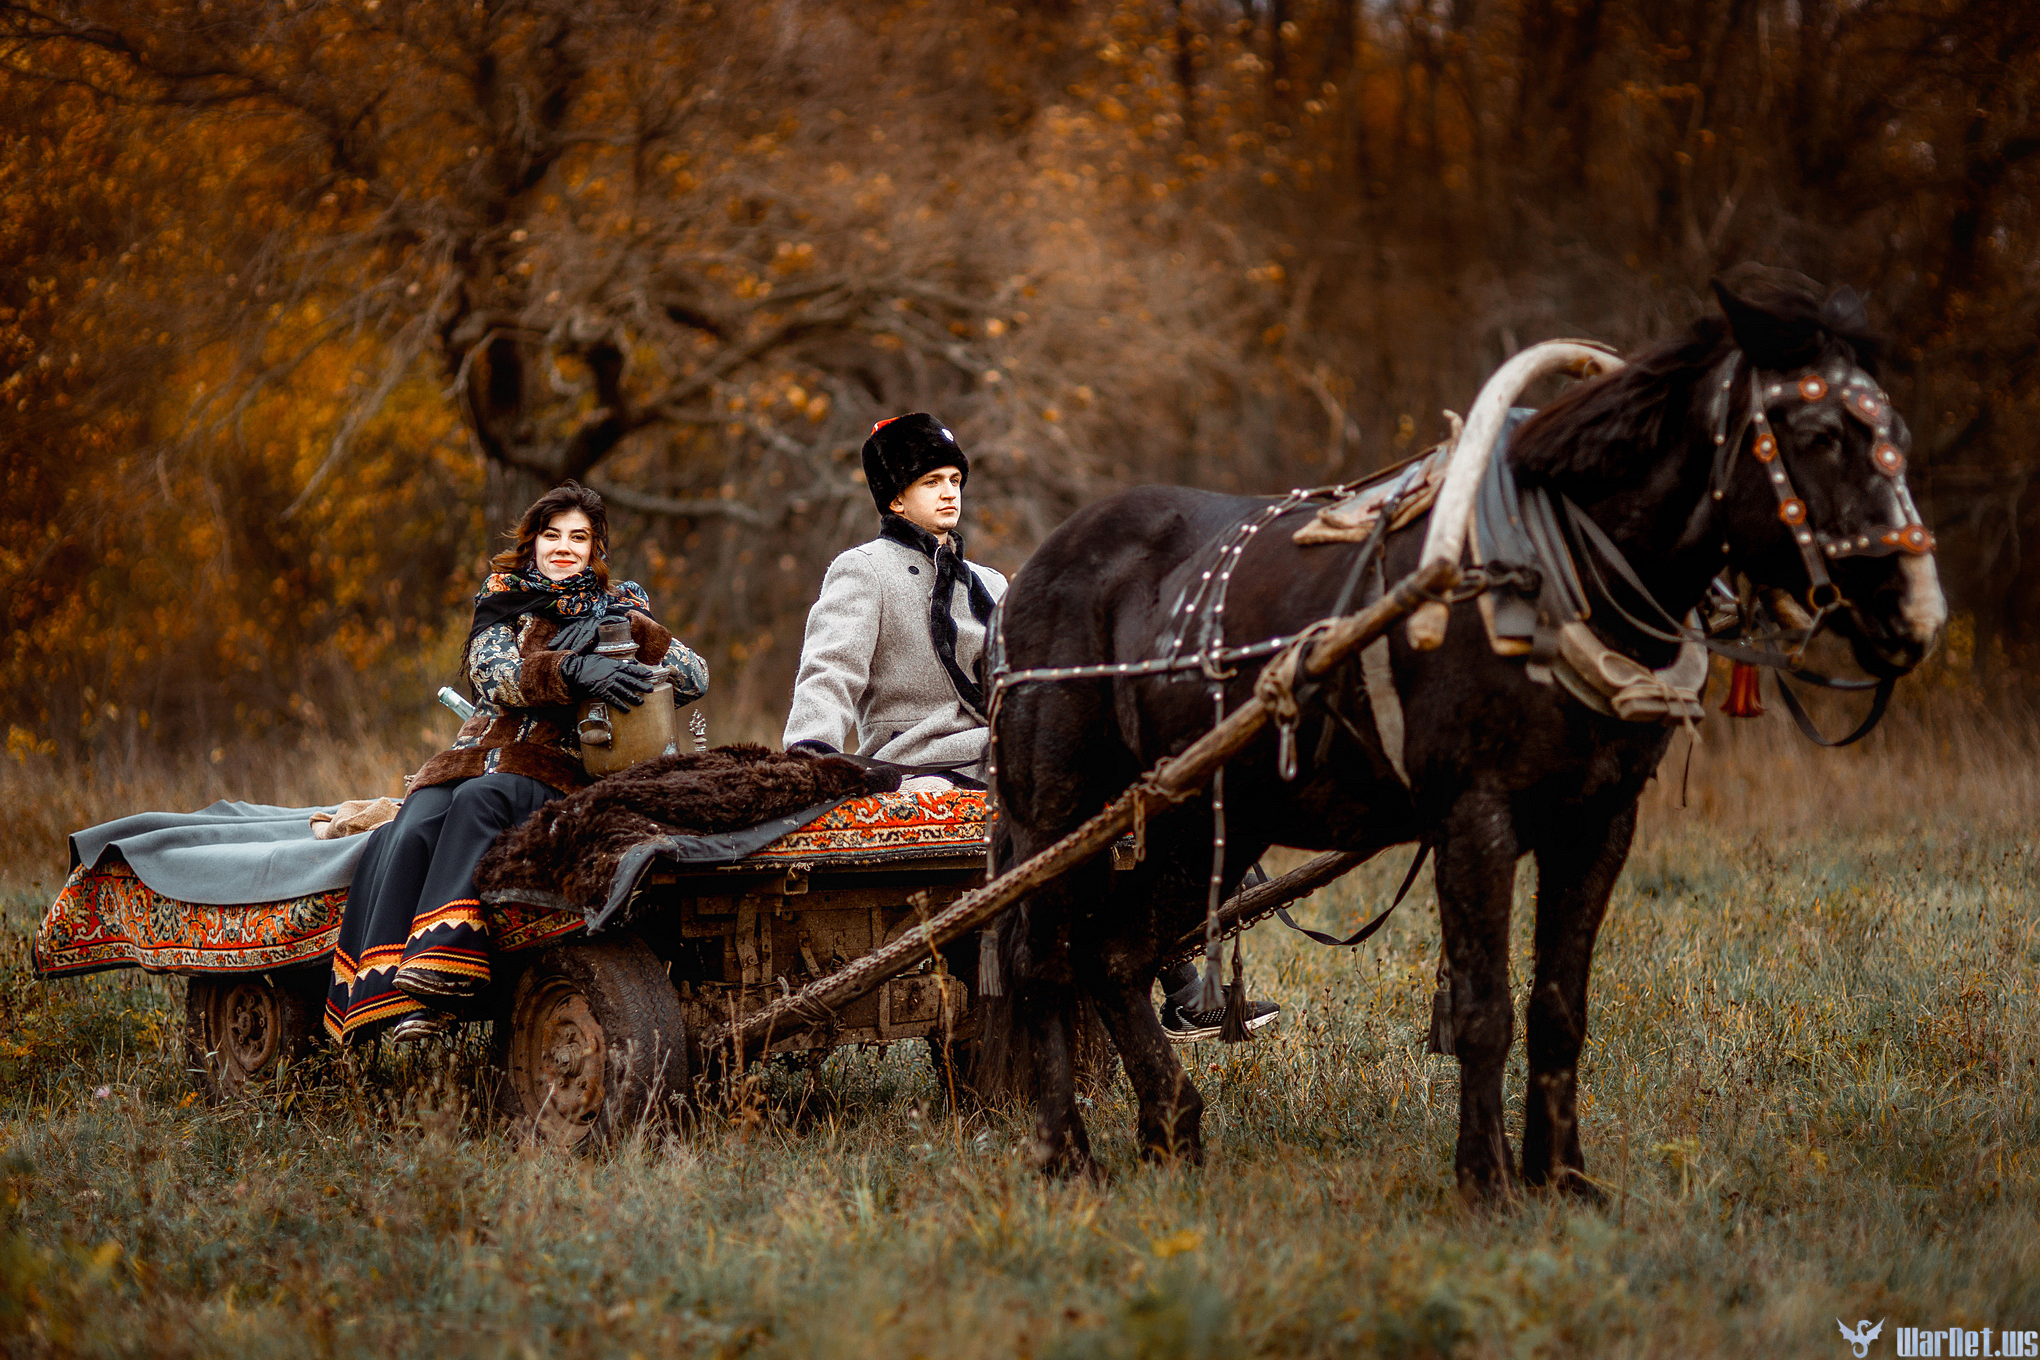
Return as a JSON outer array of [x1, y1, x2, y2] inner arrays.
[[1561, 352, 1936, 747]]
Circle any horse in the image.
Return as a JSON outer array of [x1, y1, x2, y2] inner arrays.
[[984, 268, 1946, 1198]]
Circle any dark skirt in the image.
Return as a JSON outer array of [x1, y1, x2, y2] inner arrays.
[[323, 772, 557, 1041]]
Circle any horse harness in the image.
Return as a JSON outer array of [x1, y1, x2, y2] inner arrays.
[[1551, 353, 1934, 747], [1710, 357, 1935, 597]]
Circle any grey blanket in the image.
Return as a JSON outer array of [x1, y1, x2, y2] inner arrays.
[[68, 801, 372, 906]]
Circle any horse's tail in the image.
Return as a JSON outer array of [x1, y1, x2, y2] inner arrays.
[[973, 818, 1118, 1104], [971, 818, 1032, 1101]]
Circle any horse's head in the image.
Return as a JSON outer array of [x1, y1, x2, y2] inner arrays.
[[1711, 267, 1947, 678]]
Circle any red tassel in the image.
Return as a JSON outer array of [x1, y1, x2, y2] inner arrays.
[[1720, 661, 1765, 717]]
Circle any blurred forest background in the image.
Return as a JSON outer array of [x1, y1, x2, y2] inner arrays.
[[3, 0, 2036, 764]]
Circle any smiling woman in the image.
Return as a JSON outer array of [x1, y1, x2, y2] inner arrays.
[[535, 509, 596, 580], [324, 480, 710, 1043]]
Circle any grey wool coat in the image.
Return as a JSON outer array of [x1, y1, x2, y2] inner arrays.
[[784, 531, 1008, 771]]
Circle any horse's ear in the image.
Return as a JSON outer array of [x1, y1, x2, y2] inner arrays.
[[1822, 286, 1871, 336], [1712, 270, 1823, 370]]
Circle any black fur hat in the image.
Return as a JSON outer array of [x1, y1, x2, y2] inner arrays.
[[861, 413, 968, 514]]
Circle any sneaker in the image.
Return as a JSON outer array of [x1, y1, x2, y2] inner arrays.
[[1161, 997, 1281, 1044]]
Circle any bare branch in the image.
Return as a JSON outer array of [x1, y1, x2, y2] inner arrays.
[[587, 478, 770, 527]]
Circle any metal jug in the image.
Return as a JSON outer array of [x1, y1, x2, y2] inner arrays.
[[575, 618, 680, 776]]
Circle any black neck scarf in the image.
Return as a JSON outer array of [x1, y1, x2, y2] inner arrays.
[[880, 514, 998, 717], [462, 567, 650, 666]]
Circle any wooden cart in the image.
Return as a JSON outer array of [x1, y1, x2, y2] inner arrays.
[[100, 561, 1445, 1148], [165, 823, 994, 1150], [486, 845, 990, 1148]]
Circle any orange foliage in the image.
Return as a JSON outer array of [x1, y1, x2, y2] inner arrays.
[[2, 0, 2036, 759]]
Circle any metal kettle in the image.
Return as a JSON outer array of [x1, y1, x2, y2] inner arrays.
[[575, 617, 680, 776]]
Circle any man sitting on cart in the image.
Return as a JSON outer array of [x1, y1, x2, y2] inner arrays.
[[783, 415, 1276, 1043]]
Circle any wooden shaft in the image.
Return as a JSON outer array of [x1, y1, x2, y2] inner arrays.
[[705, 556, 1457, 1057], [1162, 847, 1377, 964]]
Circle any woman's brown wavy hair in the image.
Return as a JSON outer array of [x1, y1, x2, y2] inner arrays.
[[490, 480, 611, 589]]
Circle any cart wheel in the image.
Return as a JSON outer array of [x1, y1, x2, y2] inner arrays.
[[184, 972, 319, 1101], [495, 937, 689, 1150]]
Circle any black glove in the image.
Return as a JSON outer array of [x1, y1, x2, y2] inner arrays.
[[786, 739, 840, 757], [560, 654, 659, 709], [548, 614, 606, 657]]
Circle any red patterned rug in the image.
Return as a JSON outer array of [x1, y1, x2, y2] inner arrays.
[[35, 791, 987, 982], [740, 789, 987, 865], [33, 854, 346, 978]]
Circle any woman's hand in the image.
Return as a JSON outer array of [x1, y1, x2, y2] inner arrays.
[[560, 654, 660, 708], [548, 614, 607, 656]]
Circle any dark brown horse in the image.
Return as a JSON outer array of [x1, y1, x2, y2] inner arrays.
[[985, 271, 1945, 1198]]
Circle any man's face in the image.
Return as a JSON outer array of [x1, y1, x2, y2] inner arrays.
[[890, 466, 963, 540]]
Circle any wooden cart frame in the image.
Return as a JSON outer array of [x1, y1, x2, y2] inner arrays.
[[180, 560, 1448, 1148]]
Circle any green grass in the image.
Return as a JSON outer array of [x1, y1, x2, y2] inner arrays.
[[2, 721, 2037, 1357]]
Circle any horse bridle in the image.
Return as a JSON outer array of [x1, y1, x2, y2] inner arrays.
[[1710, 356, 1935, 616], [1564, 350, 1938, 747], [1527, 348, 1941, 748]]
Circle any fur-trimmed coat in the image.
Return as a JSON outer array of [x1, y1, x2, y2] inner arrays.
[[783, 532, 1007, 771], [409, 609, 709, 796]]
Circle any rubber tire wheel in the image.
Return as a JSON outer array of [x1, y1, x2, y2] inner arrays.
[[495, 936, 689, 1151], [184, 972, 319, 1102]]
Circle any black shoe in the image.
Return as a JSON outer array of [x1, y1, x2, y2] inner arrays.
[[390, 1011, 459, 1043], [1160, 997, 1280, 1044]]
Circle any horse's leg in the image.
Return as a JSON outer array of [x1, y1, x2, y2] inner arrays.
[[1521, 801, 1634, 1201], [1089, 964, 1204, 1165], [1023, 979, 1096, 1178], [1434, 790, 1521, 1201]]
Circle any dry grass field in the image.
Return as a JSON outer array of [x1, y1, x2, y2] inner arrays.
[[1, 694, 2035, 1358]]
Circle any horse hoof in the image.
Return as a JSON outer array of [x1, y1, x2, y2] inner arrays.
[[1047, 1154, 1110, 1187], [1033, 1139, 1107, 1184], [1520, 1162, 1610, 1209], [1137, 1140, 1204, 1169], [1553, 1168, 1611, 1209], [1455, 1167, 1520, 1209]]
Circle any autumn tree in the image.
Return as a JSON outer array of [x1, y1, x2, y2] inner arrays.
[[3, 0, 2034, 761]]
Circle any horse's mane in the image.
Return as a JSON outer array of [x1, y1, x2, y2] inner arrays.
[[1506, 322, 1732, 488], [1509, 271, 1885, 490]]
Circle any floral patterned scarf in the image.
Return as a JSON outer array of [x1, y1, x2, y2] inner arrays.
[[462, 566, 653, 670]]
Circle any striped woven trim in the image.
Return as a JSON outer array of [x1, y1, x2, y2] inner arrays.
[[406, 899, 489, 939]]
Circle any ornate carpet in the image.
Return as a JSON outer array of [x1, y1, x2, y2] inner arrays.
[[737, 788, 986, 864], [33, 854, 347, 977], [34, 791, 988, 981], [34, 851, 584, 980]]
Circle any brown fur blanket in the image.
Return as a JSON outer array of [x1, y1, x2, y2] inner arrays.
[[474, 744, 896, 918]]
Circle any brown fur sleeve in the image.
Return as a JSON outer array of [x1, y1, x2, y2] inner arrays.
[[518, 650, 574, 705], [513, 617, 573, 705], [628, 610, 673, 665]]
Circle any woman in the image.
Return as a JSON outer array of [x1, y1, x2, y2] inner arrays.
[[783, 413, 1006, 785], [325, 481, 708, 1042]]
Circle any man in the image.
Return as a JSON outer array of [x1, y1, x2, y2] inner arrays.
[[786, 413, 1275, 1040], [784, 413, 1004, 784]]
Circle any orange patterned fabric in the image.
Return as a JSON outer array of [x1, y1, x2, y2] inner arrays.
[[740, 788, 987, 863], [33, 854, 345, 977], [37, 791, 985, 993]]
